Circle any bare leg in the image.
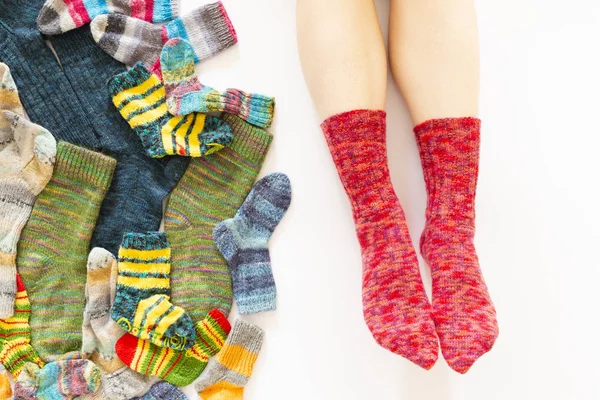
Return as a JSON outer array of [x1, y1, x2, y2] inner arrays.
[[389, 0, 498, 374], [296, 0, 387, 119], [297, 0, 439, 370], [389, 0, 479, 125]]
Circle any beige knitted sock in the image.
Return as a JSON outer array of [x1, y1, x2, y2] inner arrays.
[[0, 76, 56, 318]]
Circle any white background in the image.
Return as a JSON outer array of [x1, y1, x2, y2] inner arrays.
[[141, 0, 599, 398]]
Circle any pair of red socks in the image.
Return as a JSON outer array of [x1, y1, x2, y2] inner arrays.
[[321, 110, 498, 373]]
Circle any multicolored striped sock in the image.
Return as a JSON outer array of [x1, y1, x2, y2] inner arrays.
[[0, 109, 56, 318], [0, 274, 44, 380], [112, 232, 196, 351], [321, 110, 438, 369], [194, 319, 264, 400], [37, 0, 178, 35], [213, 173, 291, 315], [91, 2, 237, 69], [414, 118, 498, 374], [116, 309, 231, 387], [108, 63, 232, 158], [17, 142, 116, 361], [160, 38, 275, 128], [84, 247, 158, 400], [166, 114, 272, 321]]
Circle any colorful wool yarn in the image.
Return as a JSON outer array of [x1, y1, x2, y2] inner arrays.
[[321, 109, 438, 370], [0, 274, 44, 380], [91, 2, 237, 69], [17, 142, 116, 361], [112, 232, 196, 351], [195, 319, 264, 400], [414, 117, 498, 374], [0, 365, 10, 399], [213, 173, 292, 314], [84, 247, 158, 400], [108, 63, 232, 158], [166, 114, 272, 321], [0, 64, 56, 318], [160, 38, 275, 128], [116, 309, 231, 387], [37, 0, 178, 35]]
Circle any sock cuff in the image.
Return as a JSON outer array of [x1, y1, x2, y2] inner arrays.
[[201, 1, 238, 47], [55, 142, 116, 189], [221, 114, 273, 164], [321, 109, 386, 146], [223, 319, 264, 355], [108, 62, 157, 98], [120, 232, 169, 251], [413, 117, 481, 139]]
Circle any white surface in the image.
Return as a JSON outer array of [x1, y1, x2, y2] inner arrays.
[[186, 0, 600, 399]]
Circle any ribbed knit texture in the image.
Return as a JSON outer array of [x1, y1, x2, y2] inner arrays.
[[166, 114, 273, 321], [108, 63, 232, 158], [195, 319, 264, 400], [116, 309, 231, 386], [112, 232, 196, 351], [414, 117, 498, 374], [2, 0, 191, 256], [0, 274, 44, 379], [91, 2, 237, 69], [213, 173, 291, 314], [17, 142, 116, 361], [0, 65, 56, 318], [84, 247, 158, 400], [321, 110, 438, 369], [131, 381, 188, 400], [161, 38, 275, 128]]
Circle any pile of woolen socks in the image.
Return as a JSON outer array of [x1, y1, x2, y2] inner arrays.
[[0, 0, 289, 398]]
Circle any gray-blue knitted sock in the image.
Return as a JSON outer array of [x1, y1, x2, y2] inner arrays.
[[212, 172, 291, 314]]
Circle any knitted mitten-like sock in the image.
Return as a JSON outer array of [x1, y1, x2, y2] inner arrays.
[[166, 114, 272, 321], [321, 110, 438, 369], [195, 319, 263, 400], [161, 38, 275, 128], [112, 232, 196, 351], [0, 274, 44, 380], [17, 142, 116, 361], [84, 248, 158, 400], [131, 381, 188, 400], [0, 365, 10, 399], [0, 108, 56, 318], [91, 2, 237, 69], [108, 63, 233, 158], [37, 0, 178, 35], [414, 118, 498, 374], [116, 309, 231, 386], [0, 63, 24, 115], [213, 173, 291, 315]]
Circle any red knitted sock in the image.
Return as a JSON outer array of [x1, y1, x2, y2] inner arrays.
[[322, 110, 438, 369], [414, 117, 499, 374]]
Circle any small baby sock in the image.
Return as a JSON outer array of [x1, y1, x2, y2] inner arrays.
[[131, 381, 188, 400], [116, 309, 231, 386], [414, 118, 499, 374], [195, 319, 264, 400], [37, 0, 178, 35], [0, 110, 56, 318], [84, 247, 158, 400], [112, 232, 196, 350], [108, 63, 232, 158], [213, 173, 291, 314], [0, 274, 44, 380], [91, 2, 237, 68], [161, 38, 275, 128]]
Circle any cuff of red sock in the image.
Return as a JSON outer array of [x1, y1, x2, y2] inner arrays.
[[413, 117, 481, 137]]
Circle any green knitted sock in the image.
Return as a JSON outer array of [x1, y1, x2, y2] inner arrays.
[[17, 142, 116, 361], [166, 114, 272, 321]]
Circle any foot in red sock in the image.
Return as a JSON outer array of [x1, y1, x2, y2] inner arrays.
[[322, 110, 438, 369], [414, 117, 499, 374]]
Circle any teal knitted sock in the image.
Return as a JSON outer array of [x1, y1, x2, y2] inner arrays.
[[161, 38, 275, 128], [213, 173, 292, 314]]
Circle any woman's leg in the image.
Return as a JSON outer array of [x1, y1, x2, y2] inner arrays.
[[297, 0, 439, 369], [389, 0, 499, 374]]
